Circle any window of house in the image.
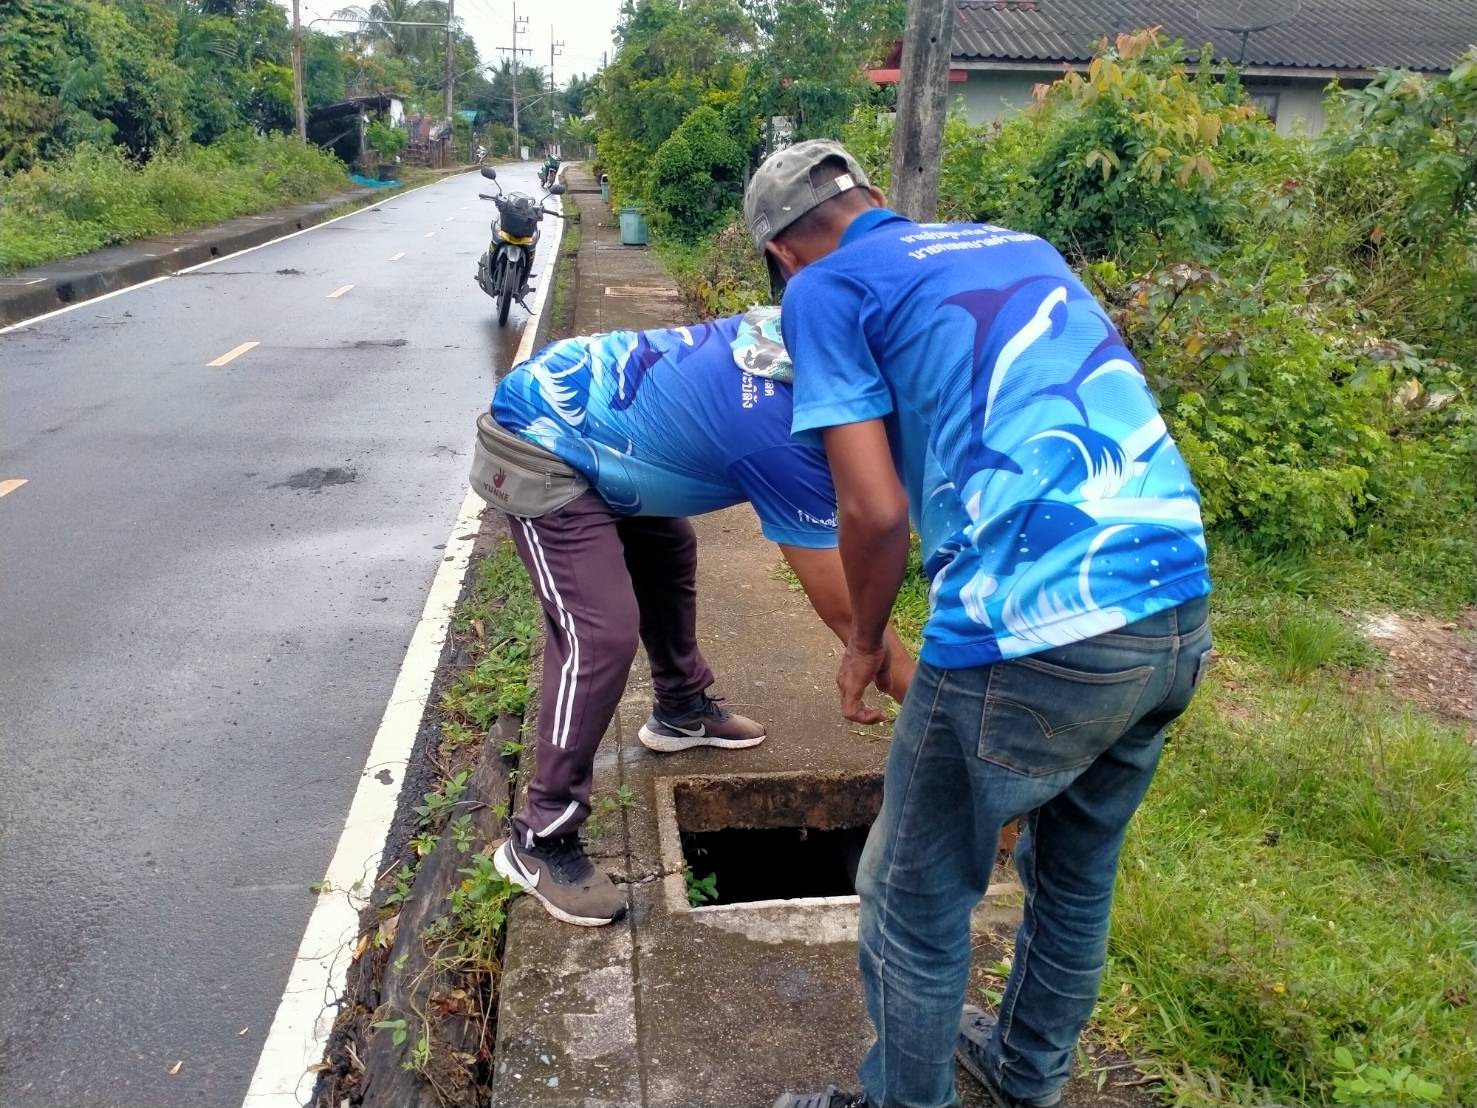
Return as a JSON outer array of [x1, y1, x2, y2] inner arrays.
[[1250, 92, 1280, 123]]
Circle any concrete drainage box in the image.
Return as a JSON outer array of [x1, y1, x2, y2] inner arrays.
[[655, 771, 882, 925]]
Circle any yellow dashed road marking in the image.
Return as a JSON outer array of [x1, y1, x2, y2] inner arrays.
[[327, 284, 354, 299], [207, 341, 259, 367], [388, 252, 405, 261], [0, 479, 28, 498], [424, 231, 437, 238]]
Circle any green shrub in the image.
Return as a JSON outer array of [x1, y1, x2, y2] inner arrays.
[[1020, 31, 1263, 262], [366, 120, 407, 161], [658, 211, 770, 317], [648, 105, 747, 241], [0, 133, 349, 272], [1089, 249, 1473, 559]]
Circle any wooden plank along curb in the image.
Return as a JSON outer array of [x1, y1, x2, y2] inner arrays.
[[358, 716, 521, 1107]]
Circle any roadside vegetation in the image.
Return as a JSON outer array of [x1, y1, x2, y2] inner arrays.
[[594, 9, 1475, 1106], [0, 136, 349, 271], [0, 0, 600, 271]]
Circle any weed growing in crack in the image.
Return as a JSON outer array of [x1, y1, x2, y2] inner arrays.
[[412, 769, 471, 827], [382, 864, 417, 909], [449, 814, 475, 853], [685, 869, 718, 907]]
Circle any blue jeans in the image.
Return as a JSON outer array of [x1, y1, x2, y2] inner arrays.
[[856, 598, 1211, 1107]]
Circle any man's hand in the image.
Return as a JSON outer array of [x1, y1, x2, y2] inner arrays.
[[876, 640, 915, 704], [838, 640, 890, 724]]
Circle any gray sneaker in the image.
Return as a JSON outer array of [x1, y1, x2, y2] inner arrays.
[[493, 834, 626, 927], [637, 692, 767, 753], [772, 1090, 867, 1108], [957, 1005, 1062, 1108]]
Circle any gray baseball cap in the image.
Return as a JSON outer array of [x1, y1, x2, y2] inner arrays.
[[743, 139, 871, 251]]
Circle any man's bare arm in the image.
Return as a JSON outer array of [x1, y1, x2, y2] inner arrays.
[[780, 544, 916, 702], [821, 420, 911, 723]]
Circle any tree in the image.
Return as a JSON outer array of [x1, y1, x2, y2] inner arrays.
[[330, 0, 451, 67], [562, 72, 599, 119], [305, 30, 348, 106], [467, 59, 553, 145], [597, 0, 756, 199], [740, 0, 902, 139], [649, 104, 748, 238]]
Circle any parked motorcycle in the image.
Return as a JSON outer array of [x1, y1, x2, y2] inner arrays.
[[474, 166, 565, 326]]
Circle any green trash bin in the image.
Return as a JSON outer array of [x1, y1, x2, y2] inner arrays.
[[599, 174, 610, 203], [618, 206, 649, 246]]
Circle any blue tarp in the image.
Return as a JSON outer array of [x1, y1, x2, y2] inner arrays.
[[351, 174, 402, 188]]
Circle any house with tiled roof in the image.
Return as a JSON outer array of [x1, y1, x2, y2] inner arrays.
[[870, 0, 1476, 134]]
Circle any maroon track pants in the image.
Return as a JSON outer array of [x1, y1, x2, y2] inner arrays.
[[505, 491, 714, 847]]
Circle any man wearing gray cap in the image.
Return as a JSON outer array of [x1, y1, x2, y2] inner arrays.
[[746, 140, 1213, 1108]]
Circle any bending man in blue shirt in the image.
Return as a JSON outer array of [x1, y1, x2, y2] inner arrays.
[[746, 142, 1213, 1108], [474, 308, 912, 928]]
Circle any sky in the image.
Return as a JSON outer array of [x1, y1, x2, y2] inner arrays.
[[283, 0, 623, 88]]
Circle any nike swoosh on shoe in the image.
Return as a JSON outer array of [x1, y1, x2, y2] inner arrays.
[[507, 844, 541, 888]]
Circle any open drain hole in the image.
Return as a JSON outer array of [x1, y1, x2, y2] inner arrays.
[[682, 825, 870, 905], [661, 772, 1022, 911], [666, 772, 882, 908]]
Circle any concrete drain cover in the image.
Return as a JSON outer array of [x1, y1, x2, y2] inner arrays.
[[603, 285, 681, 301]]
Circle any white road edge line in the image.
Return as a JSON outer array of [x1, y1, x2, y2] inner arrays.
[[326, 284, 354, 299], [241, 171, 565, 1108], [387, 252, 405, 262], [0, 170, 490, 336]]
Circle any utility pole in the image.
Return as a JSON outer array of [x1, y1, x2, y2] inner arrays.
[[889, 0, 956, 220], [549, 31, 565, 147], [500, 4, 530, 160], [291, 0, 306, 141], [443, 0, 455, 121]]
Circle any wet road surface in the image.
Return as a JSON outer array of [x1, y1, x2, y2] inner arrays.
[[0, 163, 555, 1107]]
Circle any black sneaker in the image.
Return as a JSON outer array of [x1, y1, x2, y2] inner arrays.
[[958, 1005, 1062, 1108], [637, 692, 767, 753], [771, 1089, 868, 1108], [493, 834, 626, 927]]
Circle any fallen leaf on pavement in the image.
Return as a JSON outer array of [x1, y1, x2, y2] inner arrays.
[[167, 1061, 182, 1076], [238, 1027, 249, 1035]]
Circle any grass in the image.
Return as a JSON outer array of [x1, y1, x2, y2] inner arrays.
[[889, 537, 1475, 1107], [544, 200, 582, 340], [0, 134, 353, 273], [441, 543, 540, 729]]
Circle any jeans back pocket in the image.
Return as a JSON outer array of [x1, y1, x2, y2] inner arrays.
[[978, 654, 1154, 777]]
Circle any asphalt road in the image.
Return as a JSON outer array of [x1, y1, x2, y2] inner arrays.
[[0, 163, 557, 1108]]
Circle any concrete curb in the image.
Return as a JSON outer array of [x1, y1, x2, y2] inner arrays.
[[0, 168, 469, 328]]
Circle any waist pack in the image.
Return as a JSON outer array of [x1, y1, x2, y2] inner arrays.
[[470, 411, 589, 518]]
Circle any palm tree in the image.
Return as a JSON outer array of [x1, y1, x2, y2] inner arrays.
[[332, 0, 445, 63]]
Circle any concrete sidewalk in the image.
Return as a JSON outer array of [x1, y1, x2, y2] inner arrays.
[[490, 167, 1146, 1108]]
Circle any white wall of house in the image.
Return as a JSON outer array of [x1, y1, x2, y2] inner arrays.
[[1242, 80, 1329, 135], [955, 70, 1053, 125], [955, 67, 1338, 135]]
